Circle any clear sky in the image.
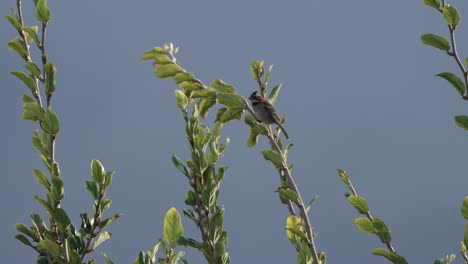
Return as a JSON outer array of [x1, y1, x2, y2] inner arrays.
[[2, 1, 468, 263]]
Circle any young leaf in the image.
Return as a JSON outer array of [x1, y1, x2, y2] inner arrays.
[[171, 155, 192, 178], [455, 115, 468, 130], [297, 242, 312, 264], [102, 253, 115, 264], [16, 223, 37, 240], [443, 5, 461, 27], [99, 213, 123, 229], [25, 62, 42, 78], [173, 72, 195, 84], [423, 0, 440, 9], [52, 208, 71, 231], [23, 95, 35, 103], [35, 0, 51, 22], [44, 63, 56, 94], [37, 239, 61, 257], [436, 72, 465, 96], [163, 207, 184, 246], [305, 195, 319, 214], [247, 128, 260, 148], [94, 231, 112, 249], [175, 90, 189, 109], [141, 46, 166, 61], [6, 15, 21, 30], [41, 109, 59, 134], [372, 248, 408, 264], [373, 218, 392, 244], [85, 180, 99, 200], [337, 168, 350, 185], [277, 187, 299, 204], [22, 26, 40, 45], [261, 150, 284, 168], [286, 215, 301, 243], [421, 34, 450, 51], [354, 217, 376, 234], [8, 38, 28, 60], [212, 79, 236, 94], [22, 102, 44, 121], [91, 160, 105, 183], [461, 197, 468, 219], [347, 195, 369, 214], [11, 71, 37, 93], [217, 93, 246, 109], [15, 234, 33, 247], [155, 63, 182, 78], [268, 83, 282, 106], [33, 169, 51, 190]]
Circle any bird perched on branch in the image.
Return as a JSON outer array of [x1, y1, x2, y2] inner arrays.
[[248, 91, 289, 139]]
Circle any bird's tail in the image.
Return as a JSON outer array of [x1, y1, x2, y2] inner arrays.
[[277, 123, 289, 139]]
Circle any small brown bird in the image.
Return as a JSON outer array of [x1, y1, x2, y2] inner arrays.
[[248, 91, 289, 139]]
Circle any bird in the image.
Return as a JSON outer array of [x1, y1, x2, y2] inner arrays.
[[248, 91, 289, 139]]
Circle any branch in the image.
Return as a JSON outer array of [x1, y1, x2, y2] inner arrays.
[[244, 104, 321, 264]]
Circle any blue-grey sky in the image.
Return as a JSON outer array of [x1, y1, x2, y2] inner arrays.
[[2, 1, 468, 263]]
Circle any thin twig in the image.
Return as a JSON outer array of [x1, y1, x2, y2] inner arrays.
[[16, 0, 43, 107], [80, 193, 104, 262]]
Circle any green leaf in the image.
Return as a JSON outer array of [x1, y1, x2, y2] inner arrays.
[[37, 239, 61, 257], [347, 195, 369, 214], [8, 38, 28, 60], [15, 234, 33, 247], [6, 15, 21, 30], [94, 231, 111, 249], [41, 109, 59, 134], [22, 102, 44, 122], [297, 242, 313, 264], [247, 128, 260, 148], [372, 248, 408, 264], [423, 0, 440, 9], [373, 218, 392, 244], [436, 72, 466, 96], [461, 197, 468, 219], [286, 215, 301, 243], [245, 115, 267, 135], [337, 168, 350, 185], [171, 155, 192, 178], [99, 213, 123, 229], [212, 79, 236, 94], [217, 108, 243, 123], [250, 60, 264, 80], [22, 26, 40, 45], [155, 63, 182, 78], [217, 93, 246, 109], [141, 46, 166, 61], [443, 5, 461, 27], [198, 98, 217, 119], [35, 0, 51, 22], [16, 223, 37, 240], [277, 187, 299, 204], [11, 71, 37, 93], [33, 169, 50, 190], [354, 217, 376, 234], [173, 72, 195, 84], [421, 34, 450, 51], [455, 115, 468, 130], [25, 62, 42, 78], [192, 88, 216, 99], [86, 180, 99, 199], [305, 195, 319, 214], [102, 253, 114, 264], [51, 174, 64, 200], [52, 208, 71, 231], [44, 63, 56, 94], [261, 150, 284, 168], [163, 207, 184, 246], [184, 190, 197, 206], [100, 198, 112, 211], [286, 227, 309, 243], [23, 95, 35, 103], [104, 171, 114, 189], [268, 83, 282, 106], [180, 81, 203, 93], [91, 160, 105, 183]]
